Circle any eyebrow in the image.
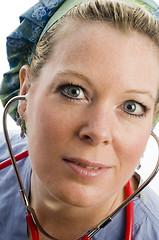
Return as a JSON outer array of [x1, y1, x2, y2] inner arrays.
[[57, 70, 92, 85], [56, 70, 155, 102], [125, 89, 155, 102]]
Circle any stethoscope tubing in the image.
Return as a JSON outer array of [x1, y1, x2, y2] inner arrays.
[[125, 180, 133, 240], [3, 96, 30, 211], [2, 95, 159, 240], [26, 214, 39, 240]]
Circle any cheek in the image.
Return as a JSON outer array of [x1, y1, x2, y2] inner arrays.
[[26, 94, 79, 170], [117, 130, 151, 170], [108, 129, 151, 194], [26, 101, 67, 183], [27, 105, 66, 153]]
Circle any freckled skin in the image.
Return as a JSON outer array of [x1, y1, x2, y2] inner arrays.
[[19, 22, 159, 239]]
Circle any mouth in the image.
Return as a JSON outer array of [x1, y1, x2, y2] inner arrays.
[[63, 158, 110, 179], [73, 161, 101, 170]]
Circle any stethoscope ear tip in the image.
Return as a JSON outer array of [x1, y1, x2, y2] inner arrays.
[[25, 93, 28, 100]]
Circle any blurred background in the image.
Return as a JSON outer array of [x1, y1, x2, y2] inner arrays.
[[0, 0, 159, 195]]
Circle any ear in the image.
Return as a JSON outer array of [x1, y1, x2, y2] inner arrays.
[[19, 65, 31, 95], [18, 65, 31, 119]]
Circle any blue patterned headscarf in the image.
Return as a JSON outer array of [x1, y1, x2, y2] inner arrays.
[[0, 0, 159, 123]]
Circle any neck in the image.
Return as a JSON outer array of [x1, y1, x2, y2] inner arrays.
[[28, 173, 128, 240]]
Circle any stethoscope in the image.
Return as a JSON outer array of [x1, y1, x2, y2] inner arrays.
[[1, 95, 159, 240]]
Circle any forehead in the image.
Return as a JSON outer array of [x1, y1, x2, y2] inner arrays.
[[54, 20, 159, 61], [53, 21, 159, 75]]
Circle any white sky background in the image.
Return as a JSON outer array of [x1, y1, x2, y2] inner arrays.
[[0, 0, 159, 195]]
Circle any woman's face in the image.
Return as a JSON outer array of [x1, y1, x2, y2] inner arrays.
[[24, 22, 159, 208]]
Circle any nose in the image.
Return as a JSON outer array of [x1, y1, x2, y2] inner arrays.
[[79, 108, 113, 146]]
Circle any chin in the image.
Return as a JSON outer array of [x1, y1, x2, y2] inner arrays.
[[51, 185, 105, 209], [60, 196, 97, 208]]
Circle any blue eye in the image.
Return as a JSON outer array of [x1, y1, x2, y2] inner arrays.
[[123, 100, 146, 116], [60, 84, 85, 100]]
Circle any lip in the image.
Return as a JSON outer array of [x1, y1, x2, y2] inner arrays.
[[62, 158, 111, 179]]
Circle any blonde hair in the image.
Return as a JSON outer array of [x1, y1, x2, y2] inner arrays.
[[30, 0, 159, 115]]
